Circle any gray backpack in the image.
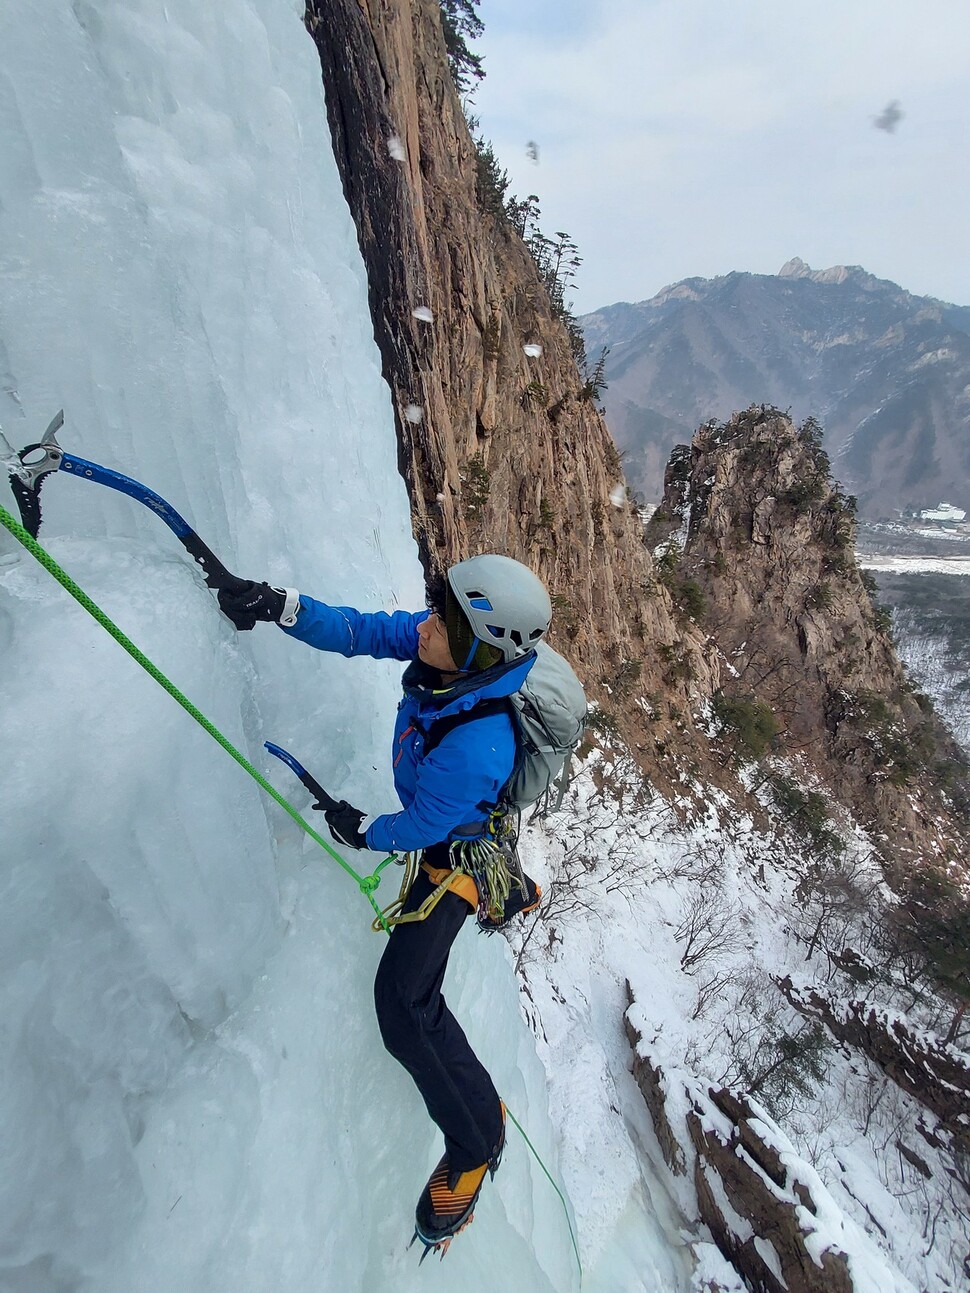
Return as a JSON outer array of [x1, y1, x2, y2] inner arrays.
[[500, 641, 588, 814]]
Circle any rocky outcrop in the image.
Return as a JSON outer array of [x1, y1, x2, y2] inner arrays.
[[626, 993, 867, 1293], [624, 1006, 686, 1176], [648, 405, 970, 873], [687, 1087, 855, 1293], [303, 0, 717, 757], [777, 977, 970, 1151]]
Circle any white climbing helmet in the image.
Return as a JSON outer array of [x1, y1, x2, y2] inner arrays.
[[446, 554, 552, 666]]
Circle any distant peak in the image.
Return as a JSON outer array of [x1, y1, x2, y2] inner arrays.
[[778, 258, 865, 287], [651, 279, 705, 306], [779, 256, 812, 279]]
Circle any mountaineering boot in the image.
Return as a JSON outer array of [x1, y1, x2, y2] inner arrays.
[[479, 876, 542, 933], [411, 1104, 506, 1261]]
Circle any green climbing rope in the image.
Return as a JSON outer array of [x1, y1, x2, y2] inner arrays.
[[506, 1104, 583, 1284], [0, 499, 397, 931]]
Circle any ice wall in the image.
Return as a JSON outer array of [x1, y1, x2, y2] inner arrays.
[[0, 2, 577, 1288]]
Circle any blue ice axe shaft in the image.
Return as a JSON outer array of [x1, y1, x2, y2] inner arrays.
[[59, 453, 248, 590], [264, 742, 342, 812]]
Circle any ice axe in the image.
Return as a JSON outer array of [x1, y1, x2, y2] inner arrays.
[[0, 409, 248, 591], [264, 742, 343, 812]]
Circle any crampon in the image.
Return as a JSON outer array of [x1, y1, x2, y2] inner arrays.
[[409, 1207, 478, 1264], [409, 1105, 505, 1263]]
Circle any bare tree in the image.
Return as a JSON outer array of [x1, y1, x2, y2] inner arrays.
[[675, 888, 742, 972]]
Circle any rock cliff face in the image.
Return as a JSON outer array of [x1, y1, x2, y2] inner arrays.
[[648, 406, 970, 875], [303, 0, 715, 738]]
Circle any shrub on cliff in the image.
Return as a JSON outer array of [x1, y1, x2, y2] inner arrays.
[[473, 134, 509, 219], [895, 866, 970, 1022], [712, 690, 781, 763]]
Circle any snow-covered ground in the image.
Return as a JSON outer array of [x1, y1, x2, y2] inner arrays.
[[514, 753, 970, 1291], [858, 556, 970, 575]]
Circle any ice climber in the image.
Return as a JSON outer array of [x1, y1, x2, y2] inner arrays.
[[217, 553, 549, 1255]]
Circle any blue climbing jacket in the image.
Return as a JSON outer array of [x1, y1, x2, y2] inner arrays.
[[282, 597, 536, 853]]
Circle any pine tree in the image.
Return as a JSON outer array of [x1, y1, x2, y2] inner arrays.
[[439, 0, 484, 92]]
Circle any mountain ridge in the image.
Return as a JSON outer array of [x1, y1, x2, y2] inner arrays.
[[582, 260, 970, 519]]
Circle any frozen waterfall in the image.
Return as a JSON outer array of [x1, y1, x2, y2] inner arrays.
[[0, 1, 582, 1288]]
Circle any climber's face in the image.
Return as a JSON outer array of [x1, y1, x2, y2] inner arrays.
[[417, 612, 461, 674]]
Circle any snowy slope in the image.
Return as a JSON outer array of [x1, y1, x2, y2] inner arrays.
[[514, 754, 969, 1291], [0, 2, 584, 1288]]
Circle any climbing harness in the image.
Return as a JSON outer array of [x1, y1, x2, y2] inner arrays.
[[367, 852, 470, 932], [366, 836, 527, 933]]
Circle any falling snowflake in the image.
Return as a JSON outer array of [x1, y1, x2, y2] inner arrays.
[[609, 484, 626, 508], [387, 135, 406, 160], [523, 344, 542, 358], [412, 306, 433, 323], [404, 404, 424, 424]]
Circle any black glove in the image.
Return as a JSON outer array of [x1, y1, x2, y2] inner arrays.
[[319, 799, 368, 850], [218, 581, 286, 631]]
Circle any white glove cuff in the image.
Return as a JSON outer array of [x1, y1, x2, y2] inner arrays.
[[277, 588, 301, 627]]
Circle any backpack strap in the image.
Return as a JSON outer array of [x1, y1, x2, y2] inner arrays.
[[417, 696, 512, 759], [550, 753, 573, 812]]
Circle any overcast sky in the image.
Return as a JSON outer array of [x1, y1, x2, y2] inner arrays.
[[472, 0, 970, 315]]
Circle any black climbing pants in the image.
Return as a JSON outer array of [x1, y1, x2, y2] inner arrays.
[[374, 848, 504, 1172]]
